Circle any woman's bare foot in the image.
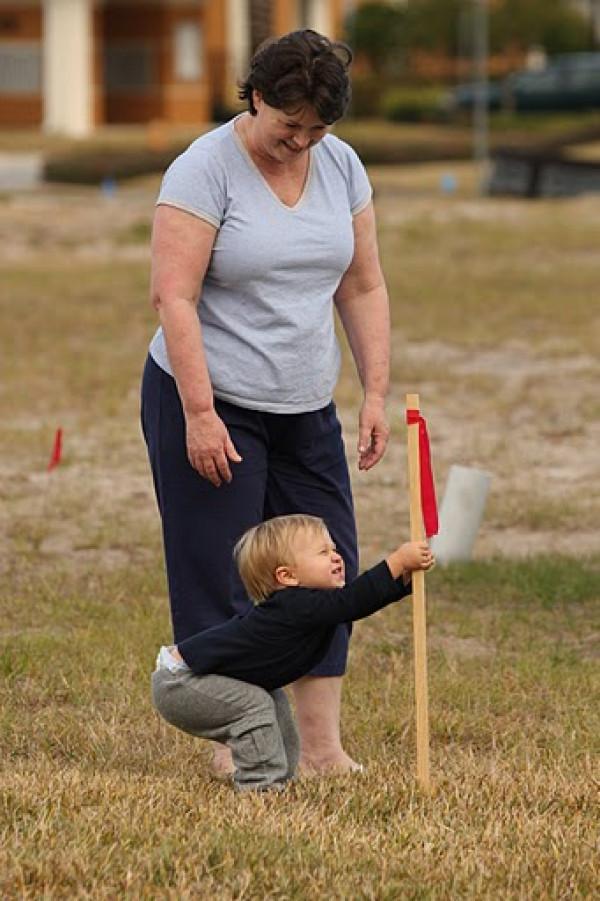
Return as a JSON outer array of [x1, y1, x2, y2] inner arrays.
[[211, 743, 235, 778], [298, 750, 363, 776], [292, 675, 361, 777]]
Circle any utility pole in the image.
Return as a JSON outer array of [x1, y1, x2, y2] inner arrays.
[[472, 0, 489, 192], [592, 0, 600, 48]]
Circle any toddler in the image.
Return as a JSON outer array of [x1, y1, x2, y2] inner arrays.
[[152, 514, 434, 792]]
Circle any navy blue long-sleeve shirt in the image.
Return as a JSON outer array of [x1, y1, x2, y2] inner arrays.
[[177, 560, 411, 691]]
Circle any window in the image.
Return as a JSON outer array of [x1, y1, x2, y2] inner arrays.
[[104, 44, 154, 93], [0, 43, 41, 94], [174, 21, 203, 82]]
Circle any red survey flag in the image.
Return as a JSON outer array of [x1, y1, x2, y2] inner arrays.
[[406, 409, 438, 537], [47, 427, 63, 472]]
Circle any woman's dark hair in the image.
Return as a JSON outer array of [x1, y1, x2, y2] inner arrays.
[[238, 29, 352, 124]]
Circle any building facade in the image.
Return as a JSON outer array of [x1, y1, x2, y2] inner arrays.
[[0, 0, 350, 134]]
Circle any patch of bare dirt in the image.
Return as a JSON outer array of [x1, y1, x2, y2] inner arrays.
[[0, 181, 156, 263], [338, 329, 599, 563]]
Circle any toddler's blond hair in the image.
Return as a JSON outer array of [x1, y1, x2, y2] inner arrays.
[[234, 514, 329, 602]]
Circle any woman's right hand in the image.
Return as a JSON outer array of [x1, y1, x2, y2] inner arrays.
[[185, 409, 242, 486]]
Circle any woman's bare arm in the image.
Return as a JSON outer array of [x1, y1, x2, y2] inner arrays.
[[150, 205, 241, 486], [334, 202, 391, 471]]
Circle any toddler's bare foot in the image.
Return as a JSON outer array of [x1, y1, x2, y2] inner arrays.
[[211, 743, 235, 778], [298, 750, 363, 776]]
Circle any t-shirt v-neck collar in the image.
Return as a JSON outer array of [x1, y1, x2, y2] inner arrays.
[[231, 115, 313, 212]]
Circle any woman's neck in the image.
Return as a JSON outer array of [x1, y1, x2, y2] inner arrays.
[[237, 113, 307, 177]]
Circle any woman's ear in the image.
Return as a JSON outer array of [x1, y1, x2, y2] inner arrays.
[[252, 89, 263, 108], [275, 565, 299, 588]]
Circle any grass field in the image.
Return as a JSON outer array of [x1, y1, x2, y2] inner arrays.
[[1, 162, 599, 898]]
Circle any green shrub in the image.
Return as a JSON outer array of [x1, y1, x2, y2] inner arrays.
[[43, 145, 188, 185], [349, 74, 389, 118], [43, 123, 471, 180], [336, 121, 472, 164], [381, 85, 448, 123]]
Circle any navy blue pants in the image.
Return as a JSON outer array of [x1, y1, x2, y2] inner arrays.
[[141, 355, 357, 676]]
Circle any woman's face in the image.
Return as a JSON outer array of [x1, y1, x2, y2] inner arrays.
[[251, 91, 329, 163]]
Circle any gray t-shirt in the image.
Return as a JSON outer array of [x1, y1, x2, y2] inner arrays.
[[149, 116, 372, 413]]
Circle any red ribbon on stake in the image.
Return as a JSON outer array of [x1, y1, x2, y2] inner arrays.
[[405, 394, 436, 794], [47, 428, 63, 472], [406, 409, 438, 538]]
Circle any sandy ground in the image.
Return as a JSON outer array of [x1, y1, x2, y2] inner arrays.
[[1, 164, 599, 581]]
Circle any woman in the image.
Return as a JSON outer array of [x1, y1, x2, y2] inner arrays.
[[142, 29, 391, 775]]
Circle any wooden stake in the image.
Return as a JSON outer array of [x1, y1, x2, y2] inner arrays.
[[406, 393, 431, 793]]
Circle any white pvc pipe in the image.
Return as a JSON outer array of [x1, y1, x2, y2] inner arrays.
[[430, 465, 491, 564]]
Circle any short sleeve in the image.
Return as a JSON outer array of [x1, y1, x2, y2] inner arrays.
[[156, 147, 226, 229], [345, 143, 372, 216]]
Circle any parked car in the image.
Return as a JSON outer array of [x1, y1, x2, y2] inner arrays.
[[447, 80, 503, 111], [444, 52, 600, 113]]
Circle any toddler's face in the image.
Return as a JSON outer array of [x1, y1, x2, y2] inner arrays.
[[288, 529, 345, 590]]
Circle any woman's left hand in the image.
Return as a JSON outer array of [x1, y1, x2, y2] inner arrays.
[[357, 395, 390, 471], [334, 204, 391, 474]]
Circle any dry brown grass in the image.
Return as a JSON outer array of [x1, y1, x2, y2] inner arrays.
[[1, 161, 599, 898], [1, 558, 598, 898]]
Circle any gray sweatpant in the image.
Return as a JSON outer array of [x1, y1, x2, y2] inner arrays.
[[151, 669, 300, 792]]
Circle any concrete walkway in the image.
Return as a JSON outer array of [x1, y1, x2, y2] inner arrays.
[[0, 153, 43, 191]]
